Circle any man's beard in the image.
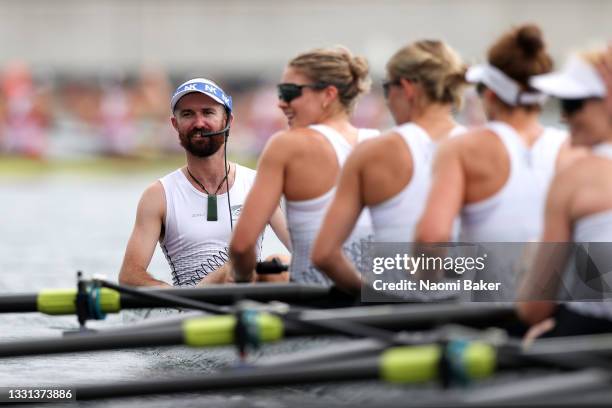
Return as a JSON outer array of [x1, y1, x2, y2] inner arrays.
[[179, 128, 226, 157]]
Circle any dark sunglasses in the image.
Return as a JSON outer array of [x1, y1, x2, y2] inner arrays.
[[382, 79, 402, 99], [476, 83, 487, 96], [559, 98, 601, 117], [382, 77, 419, 98], [277, 83, 329, 103]]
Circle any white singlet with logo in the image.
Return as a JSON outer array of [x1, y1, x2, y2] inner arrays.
[[159, 165, 262, 286], [286, 125, 379, 285], [567, 143, 612, 320], [370, 123, 465, 242]]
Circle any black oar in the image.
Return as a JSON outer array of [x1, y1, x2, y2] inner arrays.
[[0, 283, 332, 315], [70, 338, 612, 401], [0, 303, 515, 358], [74, 340, 496, 401]]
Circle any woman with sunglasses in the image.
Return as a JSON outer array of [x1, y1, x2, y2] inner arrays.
[[230, 46, 378, 284], [310, 40, 467, 293], [517, 49, 612, 336]]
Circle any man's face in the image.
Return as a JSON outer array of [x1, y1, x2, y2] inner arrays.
[[171, 93, 229, 157]]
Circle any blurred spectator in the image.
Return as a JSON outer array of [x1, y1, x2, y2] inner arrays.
[[133, 66, 178, 155], [244, 85, 287, 153], [0, 71, 397, 161], [0, 61, 52, 158], [461, 87, 487, 127], [351, 90, 391, 131], [97, 73, 138, 157]]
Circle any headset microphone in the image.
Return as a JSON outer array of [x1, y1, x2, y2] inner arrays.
[[197, 123, 231, 138]]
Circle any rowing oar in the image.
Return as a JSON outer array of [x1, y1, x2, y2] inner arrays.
[[68, 337, 612, 401], [0, 283, 332, 315], [0, 303, 515, 358], [71, 340, 497, 400]]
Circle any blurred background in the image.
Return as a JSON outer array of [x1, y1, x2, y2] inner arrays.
[[0, 0, 610, 166]]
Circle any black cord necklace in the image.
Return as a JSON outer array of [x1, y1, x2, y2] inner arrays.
[[186, 165, 230, 222]]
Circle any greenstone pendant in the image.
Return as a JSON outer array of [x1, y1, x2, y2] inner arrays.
[[207, 195, 218, 221]]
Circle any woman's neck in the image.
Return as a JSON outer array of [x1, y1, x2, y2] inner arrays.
[[413, 103, 457, 142], [317, 110, 359, 143], [494, 109, 544, 144]]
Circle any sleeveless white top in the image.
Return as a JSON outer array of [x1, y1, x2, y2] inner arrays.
[[567, 143, 612, 320], [460, 122, 567, 242], [458, 122, 566, 301], [159, 165, 262, 286], [369, 123, 466, 242], [286, 125, 379, 284]]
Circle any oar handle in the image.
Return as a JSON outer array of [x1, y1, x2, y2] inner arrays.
[[255, 258, 289, 275]]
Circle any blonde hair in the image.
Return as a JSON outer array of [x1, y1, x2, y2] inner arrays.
[[288, 46, 371, 112], [386, 39, 467, 108]]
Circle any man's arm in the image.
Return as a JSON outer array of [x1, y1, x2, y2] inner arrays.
[[311, 151, 365, 294], [230, 134, 288, 282], [118, 182, 170, 287]]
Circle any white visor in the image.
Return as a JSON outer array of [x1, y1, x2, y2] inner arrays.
[[530, 56, 606, 99], [466, 63, 548, 106]]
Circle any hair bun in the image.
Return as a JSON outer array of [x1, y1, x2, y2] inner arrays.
[[288, 46, 371, 112], [348, 55, 371, 93], [516, 24, 544, 57]]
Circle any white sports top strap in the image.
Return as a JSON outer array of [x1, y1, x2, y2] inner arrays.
[[593, 142, 612, 159], [308, 124, 353, 166]]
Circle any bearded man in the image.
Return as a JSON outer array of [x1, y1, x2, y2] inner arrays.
[[119, 78, 290, 287]]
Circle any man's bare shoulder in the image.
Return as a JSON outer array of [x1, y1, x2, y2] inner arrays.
[[142, 180, 165, 199], [137, 180, 166, 217]]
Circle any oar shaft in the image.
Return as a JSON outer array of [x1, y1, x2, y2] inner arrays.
[[0, 284, 332, 315], [0, 329, 184, 358], [0, 294, 38, 313], [0, 304, 516, 359], [74, 341, 499, 400], [76, 356, 379, 400], [99, 280, 227, 314]]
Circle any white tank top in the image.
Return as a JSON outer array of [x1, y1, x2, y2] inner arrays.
[[567, 143, 612, 320], [369, 123, 466, 242], [286, 125, 379, 284], [159, 165, 262, 286], [460, 122, 567, 242]]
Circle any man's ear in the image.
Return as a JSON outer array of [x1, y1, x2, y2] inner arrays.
[[171, 116, 179, 132]]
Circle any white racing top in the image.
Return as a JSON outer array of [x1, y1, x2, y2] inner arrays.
[[369, 123, 465, 242], [286, 124, 379, 284], [159, 164, 262, 286]]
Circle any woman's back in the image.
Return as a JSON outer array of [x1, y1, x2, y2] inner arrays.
[[459, 122, 567, 242], [286, 125, 378, 284]]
